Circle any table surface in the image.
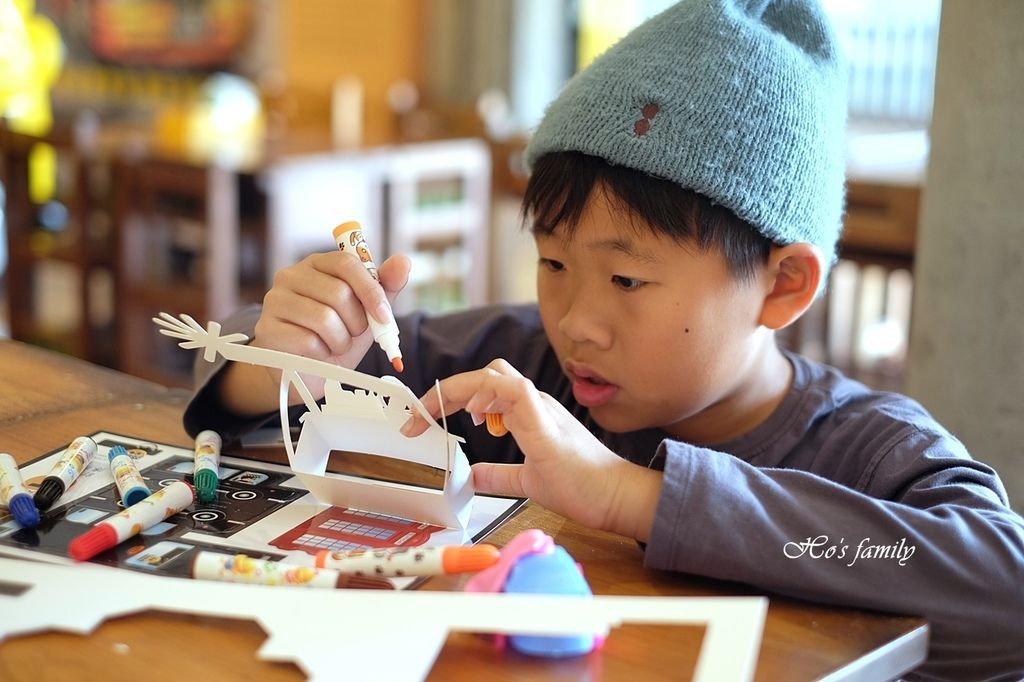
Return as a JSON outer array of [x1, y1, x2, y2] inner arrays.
[[0, 339, 928, 681]]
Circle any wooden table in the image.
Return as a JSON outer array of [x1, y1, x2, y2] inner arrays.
[[0, 340, 928, 681]]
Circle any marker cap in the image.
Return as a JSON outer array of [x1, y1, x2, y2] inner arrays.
[[443, 545, 502, 573], [33, 478, 64, 511], [331, 220, 361, 242], [68, 523, 118, 561], [193, 469, 218, 503], [121, 486, 149, 507], [8, 494, 40, 528]]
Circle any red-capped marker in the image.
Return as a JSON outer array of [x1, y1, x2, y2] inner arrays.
[[68, 481, 194, 561]]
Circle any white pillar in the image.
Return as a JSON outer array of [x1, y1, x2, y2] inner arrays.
[[907, 0, 1024, 511]]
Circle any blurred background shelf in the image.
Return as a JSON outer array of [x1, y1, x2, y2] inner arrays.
[[2, 0, 938, 391]]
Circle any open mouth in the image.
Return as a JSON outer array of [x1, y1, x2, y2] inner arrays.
[[566, 363, 618, 408]]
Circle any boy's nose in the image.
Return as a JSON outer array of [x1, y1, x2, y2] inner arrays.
[[557, 295, 613, 350]]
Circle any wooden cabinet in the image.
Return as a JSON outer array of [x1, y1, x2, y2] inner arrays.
[[112, 156, 267, 387], [1, 120, 118, 367]]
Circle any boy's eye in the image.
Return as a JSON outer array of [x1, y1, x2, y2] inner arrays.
[[612, 275, 645, 291], [539, 258, 565, 272]]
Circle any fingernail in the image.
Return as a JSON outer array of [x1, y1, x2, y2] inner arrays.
[[373, 302, 393, 325], [470, 412, 484, 427]]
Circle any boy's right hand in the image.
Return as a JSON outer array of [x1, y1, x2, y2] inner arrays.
[[255, 250, 411, 369], [218, 250, 410, 416]]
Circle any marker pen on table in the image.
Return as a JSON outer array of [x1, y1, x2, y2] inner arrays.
[[315, 544, 500, 577], [0, 453, 41, 528], [192, 430, 221, 503], [68, 480, 194, 561], [108, 445, 151, 507], [192, 551, 394, 590], [33, 436, 98, 511], [332, 221, 404, 373]]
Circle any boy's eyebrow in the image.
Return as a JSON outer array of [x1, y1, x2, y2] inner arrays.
[[586, 238, 661, 264]]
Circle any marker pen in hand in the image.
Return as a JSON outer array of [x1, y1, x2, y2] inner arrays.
[[68, 481, 194, 561], [34, 436, 97, 511], [0, 453, 40, 528], [332, 221, 404, 373]]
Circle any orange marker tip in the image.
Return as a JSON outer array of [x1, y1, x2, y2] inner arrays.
[[391, 357, 404, 373]]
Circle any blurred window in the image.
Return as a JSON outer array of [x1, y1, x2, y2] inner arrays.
[[569, 0, 942, 125]]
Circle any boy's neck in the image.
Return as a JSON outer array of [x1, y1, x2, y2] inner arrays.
[[665, 339, 793, 446]]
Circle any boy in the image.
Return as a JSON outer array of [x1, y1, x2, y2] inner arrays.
[[185, 1, 1024, 679]]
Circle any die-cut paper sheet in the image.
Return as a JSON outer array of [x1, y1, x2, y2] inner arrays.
[[154, 313, 473, 531], [0, 556, 768, 681]]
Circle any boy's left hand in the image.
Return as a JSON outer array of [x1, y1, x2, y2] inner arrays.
[[401, 359, 662, 541]]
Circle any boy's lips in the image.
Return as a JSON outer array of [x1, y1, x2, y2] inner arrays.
[[565, 362, 619, 408]]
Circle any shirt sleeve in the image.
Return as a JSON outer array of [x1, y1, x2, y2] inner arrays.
[[182, 304, 281, 441], [644, 433, 1024, 680]]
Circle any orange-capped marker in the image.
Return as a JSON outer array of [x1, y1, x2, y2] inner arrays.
[[332, 221, 404, 372], [315, 544, 500, 577], [485, 412, 508, 437]]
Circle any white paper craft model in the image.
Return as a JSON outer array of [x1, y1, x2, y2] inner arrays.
[[153, 312, 474, 531]]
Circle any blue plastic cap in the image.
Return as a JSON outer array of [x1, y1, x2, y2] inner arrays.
[[122, 486, 150, 507], [108, 445, 129, 462], [8, 493, 41, 528]]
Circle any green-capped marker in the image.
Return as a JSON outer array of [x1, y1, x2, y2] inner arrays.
[[193, 430, 222, 503]]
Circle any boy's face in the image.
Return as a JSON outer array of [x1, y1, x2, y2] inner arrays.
[[535, 187, 780, 443]]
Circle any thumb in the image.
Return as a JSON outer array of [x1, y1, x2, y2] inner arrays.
[[471, 462, 527, 498], [377, 254, 411, 303]]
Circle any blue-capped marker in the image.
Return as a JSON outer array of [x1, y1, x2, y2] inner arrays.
[[0, 453, 41, 528], [108, 446, 151, 507]]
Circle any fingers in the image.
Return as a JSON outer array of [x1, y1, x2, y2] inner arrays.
[[312, 252, 394, 326], [423, 359, 524, 418], [261, 288, 360, 358], [259, 250, 411, 358], [377, 254, 411, 302], [401, 360, 539, 437], [471, 462, 527, 498]]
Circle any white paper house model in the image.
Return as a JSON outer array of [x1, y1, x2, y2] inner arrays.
[[154, 313, 474, 531]]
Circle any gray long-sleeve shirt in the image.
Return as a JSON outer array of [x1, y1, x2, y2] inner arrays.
[[184, 303, 1024, 681]]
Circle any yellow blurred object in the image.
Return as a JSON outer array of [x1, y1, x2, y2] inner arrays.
[[28, 139, 55, 203], [0, 1, 32, 104], [153, 102, 190, 154], [0, 0, 64, 202], [184, 72, 266, 166], [576, 0, 635, 70]]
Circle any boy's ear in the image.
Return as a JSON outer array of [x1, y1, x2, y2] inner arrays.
[[757, 243, 824, 330]]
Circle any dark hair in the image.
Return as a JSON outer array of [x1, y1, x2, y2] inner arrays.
[[522, 151, 773, 280]]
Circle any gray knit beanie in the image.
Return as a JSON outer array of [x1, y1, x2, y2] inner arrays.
[[526, 0, 847, 272]]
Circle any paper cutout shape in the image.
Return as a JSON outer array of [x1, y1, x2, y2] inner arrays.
[[154, 313, 473, 530], [0, 556, 769, 681]]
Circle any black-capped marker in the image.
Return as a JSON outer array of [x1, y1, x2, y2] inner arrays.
[[34, 436, 98, 511]]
